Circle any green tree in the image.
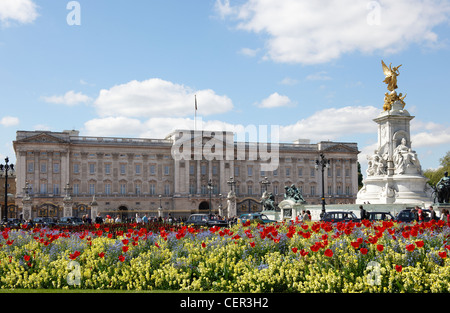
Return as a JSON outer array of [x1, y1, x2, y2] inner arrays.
[[423, 151, 450, 186]]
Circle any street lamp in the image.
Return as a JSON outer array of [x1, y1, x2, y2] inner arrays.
[[207, 179, 213, 216], [315, 153, 330, 219], [260, 176, 270, 193], [227, 177, 236, 192], [0, 157, 14, 224]]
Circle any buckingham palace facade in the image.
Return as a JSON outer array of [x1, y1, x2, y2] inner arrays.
[[12, 129, 359, 220]]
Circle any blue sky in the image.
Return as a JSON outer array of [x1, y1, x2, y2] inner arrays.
[[1, 0, 450, 177]]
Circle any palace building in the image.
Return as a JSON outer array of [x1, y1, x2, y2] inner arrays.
[[11, 129, 359, 220]]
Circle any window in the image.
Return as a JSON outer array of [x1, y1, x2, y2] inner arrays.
[[337, 185, 342, 195], [345, 168, 350, 177], [201, 165, 207, 175], [120, 164, 126, 175], [247, 166, 253, 177], [120, 184, 126, 195], [273, 169, 278, 176], [164, 166, 170, 175], [136, 164, 141, 175], [261, 170, 265, 176], [336, 168, 341, 177], [328, 185, 332, 195], [149, 184, 156, 195], [105, 164, 111, 175], [73, 164, 80, 174], [189, 184, 196, 194], [190, 165, 195, 175], [53, 184, 60, 195], [212, 166, 218, 175], [310, 185, 316, 196], [27, 162, 34, 173], [89, 163, 95, 174], [234, 166, 239, 177], [346, 185, 351, 195], [164, 184, 170, 195], [150, 165, 156, 175], [53, 163, 60, 173], [310, 168, 315, 177], [41, 163, 47, 173], [274, 185, 278, 195], [286, 167, 291, 176], [105, 184, 111, 195], [135, 183, 141, 195], [73, 184, 79, 195], [248, 185, 253, 195], [40, 183, 47, 194], [89, 183, 95, 195], [298, 167, 303, 177], [201, 185, 207, 194]]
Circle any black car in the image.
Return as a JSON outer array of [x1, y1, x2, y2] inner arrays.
[[238, 213, 277, 224], [32, 217, 56, 227], [57, 216, 84, 226], [367, 211, 395, 221], [321, 211, 360, 223], [186, 214, 228, 227], [395, 209, 435, 223]]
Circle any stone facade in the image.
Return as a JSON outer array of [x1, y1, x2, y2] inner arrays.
[[12, 129, 359, 220]]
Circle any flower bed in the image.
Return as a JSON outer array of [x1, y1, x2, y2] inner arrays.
[[0, 218, 449, 292]]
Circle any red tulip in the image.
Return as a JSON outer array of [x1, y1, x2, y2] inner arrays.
[[201, 242, 206, 248], [439, 251, 447, 259], [324, 249, 333, 257], [249, 242, 255, 248], [360, 248, 368, 255], [300, 249, 309, 257], [122, 239, 129, 245], [377, 244, 384, 252], [98, 252, 105, 258], [415, 240, 424, 248], [406, 244, 415, 252], [291, 247, 298, 253], [24, 255, 31, 262], [118, 255, 125, 262], [395, 265, 402, 272], [122, 246, 129, 253]]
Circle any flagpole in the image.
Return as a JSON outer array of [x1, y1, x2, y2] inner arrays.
[[194, 94, 197, 131]]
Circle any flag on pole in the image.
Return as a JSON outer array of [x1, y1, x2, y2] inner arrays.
[[195, 94, 197, 111]]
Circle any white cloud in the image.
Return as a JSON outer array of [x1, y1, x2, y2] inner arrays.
[[93, 78, 233, 118], [306, 71, 332, 81], [0, 116, 19, 127], [257, 92, 295, 108], [216, 0, 450, 64], [42, 90, 92, 106], [238, 47, 260, 57], [279, 77, 298, 86], [280, 106, 379, 142], [0, 0, 38, 27]]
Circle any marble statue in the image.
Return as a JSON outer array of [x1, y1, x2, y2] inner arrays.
[[260, 191, 276, 211], [393, 138, 421, 175]]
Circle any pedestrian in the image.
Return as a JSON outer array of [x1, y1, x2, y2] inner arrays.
[[142, 214, 148, 224], [85, 214, 92, 224], [135, 214, 142, 223], [95, 213, 103, 224], [359, 205, 367, 220], [429, 206, 436, 220], [306, 210, 312, 221], [115, 215, 121, 223]]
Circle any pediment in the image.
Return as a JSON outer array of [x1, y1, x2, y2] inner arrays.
[[322, 143, 359, 153], [16, 133, 69, 144]]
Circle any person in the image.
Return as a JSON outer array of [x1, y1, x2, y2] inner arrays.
[[301, 210, 310, 221], [359, 205, 367, 220], [85, 214, 92, 224], [441, 210, 449, 223], [306, 210, 312, 221], [142, 214, 148, 224], [429, 206, 436, 220], [95, 213, 103, 224], [135, 214, 142, 223], [115, 215, 122, 223]]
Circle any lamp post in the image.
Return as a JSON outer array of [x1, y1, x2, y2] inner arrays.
[[315, 153, 330, 219], [260, 176, 270, 193], [227, 177, 236, 192], [207, 179, 213, 216], [0, 157, 14, 224]]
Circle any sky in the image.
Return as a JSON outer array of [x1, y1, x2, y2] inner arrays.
[[1, 0, 450, 178]]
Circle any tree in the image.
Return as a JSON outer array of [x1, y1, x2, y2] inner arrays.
[[357, 162, 364, 190], [423, 151, 450, 186]]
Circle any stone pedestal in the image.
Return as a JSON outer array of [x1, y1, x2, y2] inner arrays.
[[357, 101, 431, 205], [22, 198, 32, 221]]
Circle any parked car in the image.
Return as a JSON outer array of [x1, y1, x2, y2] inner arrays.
[[395, 209, 435, 223], [321, 211, 360, 223], [32, 217, 56, 227], [185, 214, 229, 227], [6, 218, 21, 227], [238, 213, 277, 224], [367, 211, 395, 221], [57, 216, 84, 226]]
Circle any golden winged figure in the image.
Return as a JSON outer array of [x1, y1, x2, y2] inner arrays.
[[381, 60, 402, 91]]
